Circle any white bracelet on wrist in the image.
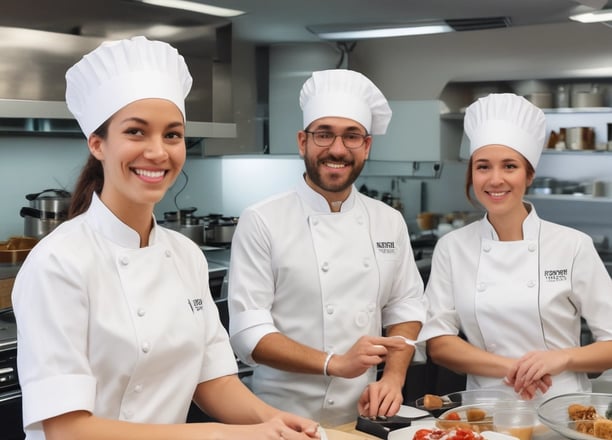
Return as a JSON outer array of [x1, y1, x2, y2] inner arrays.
[[323, 352, 334, 377]]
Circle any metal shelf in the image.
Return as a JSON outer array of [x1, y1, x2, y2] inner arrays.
[[526, 194, 612, 203]]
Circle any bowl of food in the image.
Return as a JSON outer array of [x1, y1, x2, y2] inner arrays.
[[537, 392, 612, 440], [414, 390, 522, 433], [493, 407, 538, 440]]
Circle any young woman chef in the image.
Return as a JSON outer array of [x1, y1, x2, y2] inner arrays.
[[420, 93, 612, 401], [11, 36, 319, 440]]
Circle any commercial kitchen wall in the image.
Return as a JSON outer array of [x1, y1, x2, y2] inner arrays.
[[0, 138, 305, 238], [2, 20, 612, 240], [0, 137, 470, 239]]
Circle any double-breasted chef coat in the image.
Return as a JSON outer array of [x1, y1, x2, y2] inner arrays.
[[420, 203, 612, 400], [12, 193, 237, 440], [228, 177, 426, 424]]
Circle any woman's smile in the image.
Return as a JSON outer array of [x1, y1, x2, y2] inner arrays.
[[132, 167, 168, 183]]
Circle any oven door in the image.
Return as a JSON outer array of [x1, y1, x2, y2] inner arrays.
[[0, 388, 24, 440], [0, 343, 24, 440]]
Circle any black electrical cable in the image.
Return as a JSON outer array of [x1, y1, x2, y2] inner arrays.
[[173, 169, 189, 212]]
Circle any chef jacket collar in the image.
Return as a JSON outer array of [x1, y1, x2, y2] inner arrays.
[[480, 201, 541, 242], [297, 174, 356, 213], [85, 192, 158, 248]]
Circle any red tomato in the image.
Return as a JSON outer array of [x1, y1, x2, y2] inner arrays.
[[444, 412, 461, 420], [413, 428, 433, 440], [449, 428, 482, 440]]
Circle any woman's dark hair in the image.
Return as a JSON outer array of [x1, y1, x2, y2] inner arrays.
[[464, 154, 536, 206], [68, 121, 109, 219]]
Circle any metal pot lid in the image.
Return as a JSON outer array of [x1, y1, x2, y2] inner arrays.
[[25, 188, 71, 201]]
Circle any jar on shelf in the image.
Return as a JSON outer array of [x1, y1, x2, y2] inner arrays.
[[554, 85, 569, 108]]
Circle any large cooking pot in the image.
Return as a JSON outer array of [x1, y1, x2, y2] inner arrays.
[[162, 208, 205, 245], [206, 216, 238, 244], [20, 189, 71, 239], [25, 189, 71, 213]]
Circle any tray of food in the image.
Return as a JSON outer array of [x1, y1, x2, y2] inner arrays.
[[537, 392, 612, 440]]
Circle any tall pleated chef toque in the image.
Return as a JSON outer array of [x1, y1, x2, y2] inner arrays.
[[464, 93, 546, 168], [299, 69, 392, 135], [65, 35, 193, 138]]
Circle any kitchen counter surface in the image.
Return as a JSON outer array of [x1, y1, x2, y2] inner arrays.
[[326, 422, 378, 440]]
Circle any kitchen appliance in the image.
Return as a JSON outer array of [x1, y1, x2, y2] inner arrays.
[[0, 308, 24, 440], [19, 189, 71, 239], [162, 208, 205, 245], [206, 216, 238, 246]]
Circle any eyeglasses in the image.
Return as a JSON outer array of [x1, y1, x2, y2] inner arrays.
[[304, 130, 369, 149]]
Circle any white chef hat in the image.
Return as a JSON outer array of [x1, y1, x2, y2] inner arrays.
[[299, 69, 392, 135], [65, 35, 193, 138], [464, 93, 546, 169]]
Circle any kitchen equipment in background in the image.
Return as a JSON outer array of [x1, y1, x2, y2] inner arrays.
[[572, 84, 603, 108], [416, 212, 441, 233], [564, 127, 595, 150], [524, 92, 552, 109], [207, 216, 238, 245], [554, 84, 570, 108], [0, 308, 24, 440], [162, 207, 206, 245], [19, 189, 71, 239], [0, 236, 38, 264], [591, 180, 612, 198], [529, 177, 558, 195]]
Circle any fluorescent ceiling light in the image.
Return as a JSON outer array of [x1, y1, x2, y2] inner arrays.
[[308, 22, 454, 40], [569, 9, 612, 23], [138, 0, 244, 17]]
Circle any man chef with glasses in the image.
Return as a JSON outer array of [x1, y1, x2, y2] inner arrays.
[[228, 69, 427, 426]]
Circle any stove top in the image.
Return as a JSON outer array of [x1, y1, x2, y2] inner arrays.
[[0, 308, 16, 350]]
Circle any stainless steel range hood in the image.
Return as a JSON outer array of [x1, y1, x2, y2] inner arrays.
[[0, 1, 237, 139], [0, 98, 236, 139]]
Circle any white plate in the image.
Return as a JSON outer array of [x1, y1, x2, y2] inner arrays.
[[397, 405, 431, 418], [387, 423, 519, 440]]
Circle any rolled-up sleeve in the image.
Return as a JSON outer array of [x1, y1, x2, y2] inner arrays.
[[228, 208, 280, 365]]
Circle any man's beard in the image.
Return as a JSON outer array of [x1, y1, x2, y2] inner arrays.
[[303, 154, 365, 193]]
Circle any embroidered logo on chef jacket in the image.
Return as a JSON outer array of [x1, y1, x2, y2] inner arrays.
[[375, 241, 396, 254], [188, 298, 204, 312], [544, 268, 568, 282]]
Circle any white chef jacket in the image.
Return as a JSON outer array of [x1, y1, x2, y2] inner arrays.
[[12, 193, 237, 440], [228, 177, 426, 424], [420, 203, 612, 399]]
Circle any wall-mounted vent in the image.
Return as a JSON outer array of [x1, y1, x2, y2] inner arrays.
[[445, 17, 512, 32]]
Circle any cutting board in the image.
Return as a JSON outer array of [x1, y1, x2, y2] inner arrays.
[[324, 428, 378, 440]]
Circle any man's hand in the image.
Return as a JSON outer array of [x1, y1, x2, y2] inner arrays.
[[357, 376, 405, 418], [326, 336, 410, 378]]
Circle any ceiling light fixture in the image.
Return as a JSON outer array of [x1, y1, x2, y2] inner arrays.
[[137, 0, 245, 17], [307, 22, 454, 41], [569, 9, 612, 22]]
